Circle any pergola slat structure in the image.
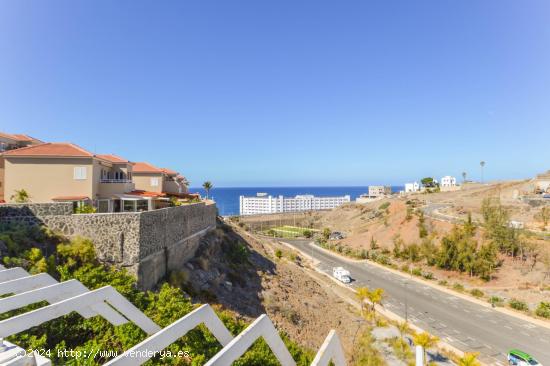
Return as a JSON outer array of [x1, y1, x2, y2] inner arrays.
[[0, 266, 347, 366]]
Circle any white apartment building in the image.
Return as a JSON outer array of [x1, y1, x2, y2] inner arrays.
[[239, 193, 351, 215], [405, 182, 420, 193], [368, 185, 392, 198], [440, 176, 457, 187]]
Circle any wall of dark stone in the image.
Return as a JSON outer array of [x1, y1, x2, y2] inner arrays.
[[0, 202, 217, 289]]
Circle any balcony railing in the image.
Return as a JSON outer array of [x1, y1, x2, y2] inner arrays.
[[100, 179, 133, 183]]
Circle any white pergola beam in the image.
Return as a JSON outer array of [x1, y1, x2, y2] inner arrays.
[[0, 268, 29, 282], [0, 286, 160, 337], [311, 330, 346, 366], [104, 304, 234, 366], [0, 273, 58, 296], [205, 314, 296, 366]]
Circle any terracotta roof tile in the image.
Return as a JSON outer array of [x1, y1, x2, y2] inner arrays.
[[132, 162, 163, 173], [0, 132, 42, 143], [161, 167, 178, 175], [2, 143, 94, 157], [96, 154, 130, 163], [126, 190, 166, 198]]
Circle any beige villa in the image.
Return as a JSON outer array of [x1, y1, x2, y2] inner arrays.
[[132, 162, 189, 195], [0, 132, 43, 201], [1, 143, 183, 212]]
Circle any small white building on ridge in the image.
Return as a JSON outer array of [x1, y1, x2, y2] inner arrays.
[[440, 176, 457, 187], [405, 182, 420, 193], [239, 194, 351, 215]]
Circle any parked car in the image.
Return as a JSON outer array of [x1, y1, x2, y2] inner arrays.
[[329, 231, 345, 240], [333, 267, 351, 283], [507, 349, 542, 366]]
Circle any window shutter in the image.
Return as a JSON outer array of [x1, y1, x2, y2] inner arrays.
[[74, 167, 87, 180]]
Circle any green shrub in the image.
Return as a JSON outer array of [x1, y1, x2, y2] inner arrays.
[[75, 204, 96, 214], [379, 202, 391, 210], [470, 289, 485, 298], [422, 272, 434, 280], [275, 249, 283, 259], [509, 298, 529, 312], [411, 268, 422, 276], [438, 280, 448, 286], [489, 296, 504, 307], [452, 283, 465, 292], [535, 302, 550, 318]]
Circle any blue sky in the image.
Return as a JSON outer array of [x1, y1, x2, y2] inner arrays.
[[1, 1, 549, 187]]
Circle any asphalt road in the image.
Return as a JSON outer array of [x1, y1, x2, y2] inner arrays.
[[282, 239, 550, 366]]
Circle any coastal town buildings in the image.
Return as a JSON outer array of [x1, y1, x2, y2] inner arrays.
[[239, 193, 351, 215], [0, 133, 191, 211]]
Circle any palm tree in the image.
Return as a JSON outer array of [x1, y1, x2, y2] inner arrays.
[[396, 321, 410, 353], [458, 353, 481, 366], [462, 172, 467, 183], [480, 161, 486, 183], [413, 332, 439, 366], [356, 287, 370, 316], [11, 189, 30, 203], [202, 181, 213, 199]]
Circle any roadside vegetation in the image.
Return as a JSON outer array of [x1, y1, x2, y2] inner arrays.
[[0, 223, 313, 365], [304, 197, 550, 320]]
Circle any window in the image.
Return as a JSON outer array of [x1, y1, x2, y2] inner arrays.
[[123, 200, 136, 212], [150, 177, 159, 187], [137, 200, 149, 212], [73, 166, 87, 180]]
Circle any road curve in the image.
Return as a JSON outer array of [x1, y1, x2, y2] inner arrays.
[[282, 239, 550, 366]]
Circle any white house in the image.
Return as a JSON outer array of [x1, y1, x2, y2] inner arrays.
[[405, 182, 420, 193], [440, 176, 457, 187]]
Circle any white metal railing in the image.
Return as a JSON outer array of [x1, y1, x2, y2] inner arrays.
[[0, 266, 347, 366], [100, 179, 132, 183]]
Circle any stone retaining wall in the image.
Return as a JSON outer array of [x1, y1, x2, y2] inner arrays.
[[0, 202, 217, 289]]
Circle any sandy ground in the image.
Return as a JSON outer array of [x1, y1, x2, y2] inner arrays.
[[185, 222, 370, 359]]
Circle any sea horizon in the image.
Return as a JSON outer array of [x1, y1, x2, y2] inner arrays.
[[190, 185, 405, 216]]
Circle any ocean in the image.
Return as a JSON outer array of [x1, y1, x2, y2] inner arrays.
[[189, 186, 404, 216]]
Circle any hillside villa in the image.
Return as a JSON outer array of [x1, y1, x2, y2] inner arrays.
[[0, 132, 43, 201], [1, 138, 192, 212]]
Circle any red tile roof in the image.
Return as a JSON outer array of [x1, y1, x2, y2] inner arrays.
[[161, 167, 178, 175], [126, 190, 166, 198], [132, 162, 163, 173], [52, 195, 90, 201], [96, 154, 130, 163], [11, 134, 36, 142], [2, 143, 94, 157], [0, 132, 42, 143]]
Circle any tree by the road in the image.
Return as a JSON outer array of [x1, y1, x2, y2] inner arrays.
[[413, 332, 439, 366], [458, 352, 481, 366], [462, 171, 467, 183], [356, 287, 384, 321]]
